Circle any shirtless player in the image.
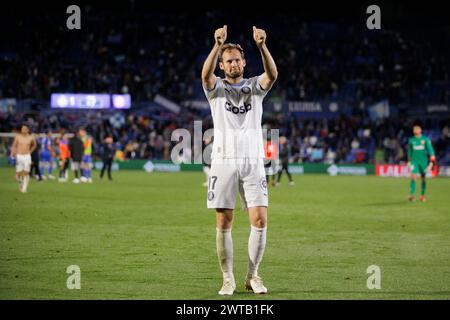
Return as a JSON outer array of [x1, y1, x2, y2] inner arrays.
[[11, 124, 36, 193]]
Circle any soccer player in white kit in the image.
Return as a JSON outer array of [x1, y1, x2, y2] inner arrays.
[[201, 25, 278, 295]]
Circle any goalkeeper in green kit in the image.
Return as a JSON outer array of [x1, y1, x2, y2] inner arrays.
[[407, 123, 437, 202]]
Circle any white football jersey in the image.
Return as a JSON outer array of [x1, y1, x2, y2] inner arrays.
[[203, 76, 270, 159]]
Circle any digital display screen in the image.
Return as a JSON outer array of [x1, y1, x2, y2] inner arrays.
[[112, 94, 131, 109], [51, 93, 131, 109]]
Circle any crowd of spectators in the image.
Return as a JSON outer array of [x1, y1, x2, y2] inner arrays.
[[1, 5, 449, 106], [1, 109, 449, 165]]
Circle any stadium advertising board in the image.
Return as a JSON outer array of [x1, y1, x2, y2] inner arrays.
[[272, 101, 342, 118], [1, 158, 376, 175], [144, 161, 180, 173], [0, 98, 16, 112], [183, 99, 345, 118], [112, 94, 131, 109], [326, 164, 368, 176], [92, 160, 181, 172], [438, 166, 450, 177], [94, 162, 119, 171], [427, 104, 449, 113], [288, 163, 373, 175], [376, 164, 438, 177]]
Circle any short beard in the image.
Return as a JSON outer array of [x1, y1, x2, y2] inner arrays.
[[226, 70, 243, 79]]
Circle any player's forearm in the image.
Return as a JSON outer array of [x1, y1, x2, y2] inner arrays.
[[11, 139, 18, 156], [258, 43, 278, 81], [201, 43, 221, 84]]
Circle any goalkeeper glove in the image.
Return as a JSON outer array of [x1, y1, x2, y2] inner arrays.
[[429, 156, 437, 171]]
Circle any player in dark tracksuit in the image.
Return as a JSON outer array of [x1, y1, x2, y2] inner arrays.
[[30, 135, 43, 181], [276, 136, 294, 186], [100, 136, 115, 181], [69, 132, 85, 182]]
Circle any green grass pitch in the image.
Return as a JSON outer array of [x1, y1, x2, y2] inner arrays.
[[1, 168, 449, 299]]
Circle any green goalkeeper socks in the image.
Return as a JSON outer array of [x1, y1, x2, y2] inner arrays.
[[421, 180, 426, 195], [410, 180, 416, 195]]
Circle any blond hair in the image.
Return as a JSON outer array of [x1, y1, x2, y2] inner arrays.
[[219, 43, 245, 62]]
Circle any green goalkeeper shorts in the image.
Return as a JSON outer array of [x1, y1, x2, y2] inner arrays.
[[410, 161, 428, 175]]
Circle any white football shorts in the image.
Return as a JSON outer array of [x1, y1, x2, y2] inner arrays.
[[207, 158, 268, 210], [16, 154, 32, 172]]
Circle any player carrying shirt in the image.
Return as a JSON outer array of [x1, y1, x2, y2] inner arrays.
[[407, 123, 436, 202], [201, 25, 278, 295]]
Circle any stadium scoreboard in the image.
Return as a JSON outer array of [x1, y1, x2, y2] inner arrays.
[[51, 93, 131, 109]]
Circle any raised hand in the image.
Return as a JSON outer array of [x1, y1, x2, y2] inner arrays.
[[215, 25, 227, 46], [253, 26, 266, 47]]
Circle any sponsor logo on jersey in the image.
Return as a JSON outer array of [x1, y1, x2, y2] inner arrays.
[[225, 101, 252, 114], [413, 145, 425, 150]]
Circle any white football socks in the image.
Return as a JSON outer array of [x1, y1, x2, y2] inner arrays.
[[18, 175, 23, 190], [247, 225, 267, 279], [216, 228, 234, 281], [23, 175, 30, 192]]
